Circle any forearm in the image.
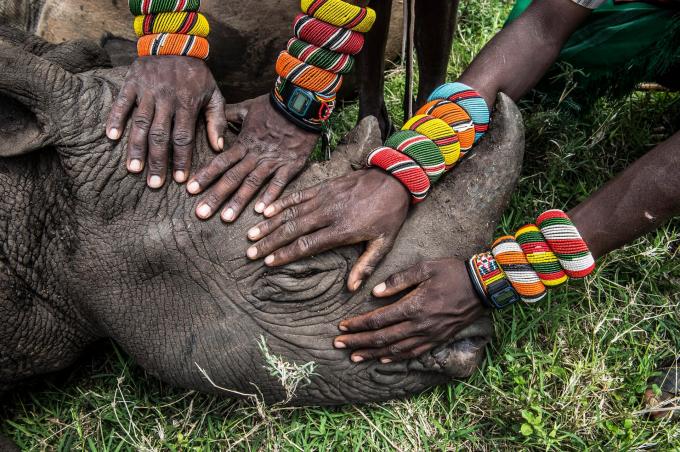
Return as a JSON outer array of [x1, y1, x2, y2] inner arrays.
[[458, 0, 591, 106], [571, 131, 680, 260]]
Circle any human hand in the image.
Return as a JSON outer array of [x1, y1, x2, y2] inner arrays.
[[334, 258, 486, 363], [246, 168, 410, 291], [106, 56, 227, 188], [188, 94, 319, 222]]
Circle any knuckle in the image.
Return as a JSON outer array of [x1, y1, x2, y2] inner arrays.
[[149, 128, 170, 147], [282, 206, 299, 223], [173, 129, 195, 147], [133, 115, 152, 130], [244, 173, 263, 189], [388, 344, 402, 355], [282, 221, 299, 237], [270, 177, 287, 189], [296, 236, 312, 254], [373, 333, 388, 347], [291, 190, 305, 204], [366, 315, 383, 330], [404, 301, 423, 319]]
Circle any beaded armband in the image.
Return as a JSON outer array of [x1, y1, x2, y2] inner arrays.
[[276, 51, 343, 96], [137, 33, 209, 59], [468, 252, 521, 309], [428, 82, 490, 143], [366, 147, 431, 204]]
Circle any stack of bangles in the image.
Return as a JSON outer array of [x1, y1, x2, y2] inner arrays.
[[270, 0, 376, 132], [466, 209, 596, 309], [130, 0, 210, 60], [366, 81, 491, 204]]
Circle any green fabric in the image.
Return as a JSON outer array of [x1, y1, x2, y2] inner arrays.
[[505, 0, 680, 95]]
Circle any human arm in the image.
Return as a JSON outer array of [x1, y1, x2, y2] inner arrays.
[[334, 130, 680, 362]]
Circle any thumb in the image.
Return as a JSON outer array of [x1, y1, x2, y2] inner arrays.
[[205, 90, 228, 152], [347, 237, 394, 292]]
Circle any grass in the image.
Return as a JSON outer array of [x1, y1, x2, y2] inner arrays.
[[2, 0, 680, 449]]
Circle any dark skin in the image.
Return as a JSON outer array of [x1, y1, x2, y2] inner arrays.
[[249, 0, 680, 362], [106, 58, 318, 218]]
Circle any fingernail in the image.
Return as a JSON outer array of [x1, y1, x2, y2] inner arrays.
[[187, 181, 200, 194], [128, 159, 142, 172], [334, 341, 346, 349], [196, 204, 212, 219], [247, 247, 258, 259], [351, 355, 364, 363], [255, 202, 266, 213], [373, 283, 386, 295], [264, 206, 275, 217], [222, 208, 235, 222], [264, 255, 275, 265], [218, 137, 224, 150], [107, 128, 120, 140], [148, 175, 163, 189], [174, 171, 186, 183], [380, 358, 392, 364], [248, 228, 260, 240], [353, 280, 363, 291], [338, 324, 348, 332]]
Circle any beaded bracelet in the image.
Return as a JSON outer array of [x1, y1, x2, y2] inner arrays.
[[402, 115, 461, 169], [384, 131, 445, 184], [467, 252, 522, 309], [129, 0, 200, 15], [276, 51, 343, 96], [428, 82, 490, 143], [467, 209, 596, 309], [270, 77, 335, 133], [293, 14, 365, 55], [287, 38, 354, 74], [367, 147, 431, 203], [416, 99, 475, 156], [137, 33, 209, 59], [134, 12, 210, 37], [301, 0, 376, 33]]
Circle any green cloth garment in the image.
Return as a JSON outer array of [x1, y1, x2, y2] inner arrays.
[[506, 0, 680, 96]]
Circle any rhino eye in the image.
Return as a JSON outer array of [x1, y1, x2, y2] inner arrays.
[[250, 255, 348, 304]]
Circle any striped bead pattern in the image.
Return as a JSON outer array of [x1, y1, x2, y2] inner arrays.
[[367, 147, 431, 203], [402, 115, 461, 169], [473, 252, 507, 288], [536, 210, 596, 278], [515, 224, 568, 287], [301, 0, 376, 33], [428, 82, 490, 143], [416, 100, 475, 155], [491, 236, 547, 303], [134, 12, 209, 37], [276, 51, 343, 95], [293, 14, 365, 55], [287, 38, 354, 74], [384, 131, 445, 183], [137, 33, 209, 59], [129, 0, 200, 15]]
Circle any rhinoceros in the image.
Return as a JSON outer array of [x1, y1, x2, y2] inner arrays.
[[0, 27, 524, 416]]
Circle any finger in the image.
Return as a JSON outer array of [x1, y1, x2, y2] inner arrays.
[[186, 142, 246, 195], [347, 237, 395, 293], [146, 102, 173, 189], [205, 90, 228, 152], [126, 96, 154, 173], [372, 262, 432, 298], [247, 205, 326, 260], [334, 322, 416, 354], [263, 228, 350, 267], [354, 340, 434, 364], [247, 200, 318, 242], [338, 292, 418, 333], [106, 81, 136, 140], [220, 163, 276, 222], [224, 97, 257, 123], [253, 166, 298, 214], [194, 157, 256, 220], [262, 184, 322, 218], [172, 108, 198, 183]]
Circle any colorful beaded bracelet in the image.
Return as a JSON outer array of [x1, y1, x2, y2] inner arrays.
[[467, 252, 522, 309], [416, 99, 475, 155], [287, 38, 354, 74], [271, 76, 335, 132], [491, 236, 547, 303], [384, 131, 445, 184], [129, 0, 200, 15], [301, 0, 376, 33], [293, 14, 365, 55], [137, 33, 209, 59], [536, 210, 595, 278], [276, 51, 344, 96], [428, 82, 490, 143], [134, 12, 209, 37], [402, 115, 461, 169], [515, 224, 568, 287], [367, 147, 431, 204]]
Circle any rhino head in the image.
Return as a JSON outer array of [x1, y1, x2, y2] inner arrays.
[[0, 32, 524, 405]]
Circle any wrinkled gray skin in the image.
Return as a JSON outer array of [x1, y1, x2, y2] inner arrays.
[[0, 31, 524, 406]]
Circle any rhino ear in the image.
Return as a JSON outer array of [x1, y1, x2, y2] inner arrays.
[[0, 41, 76, 157]]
